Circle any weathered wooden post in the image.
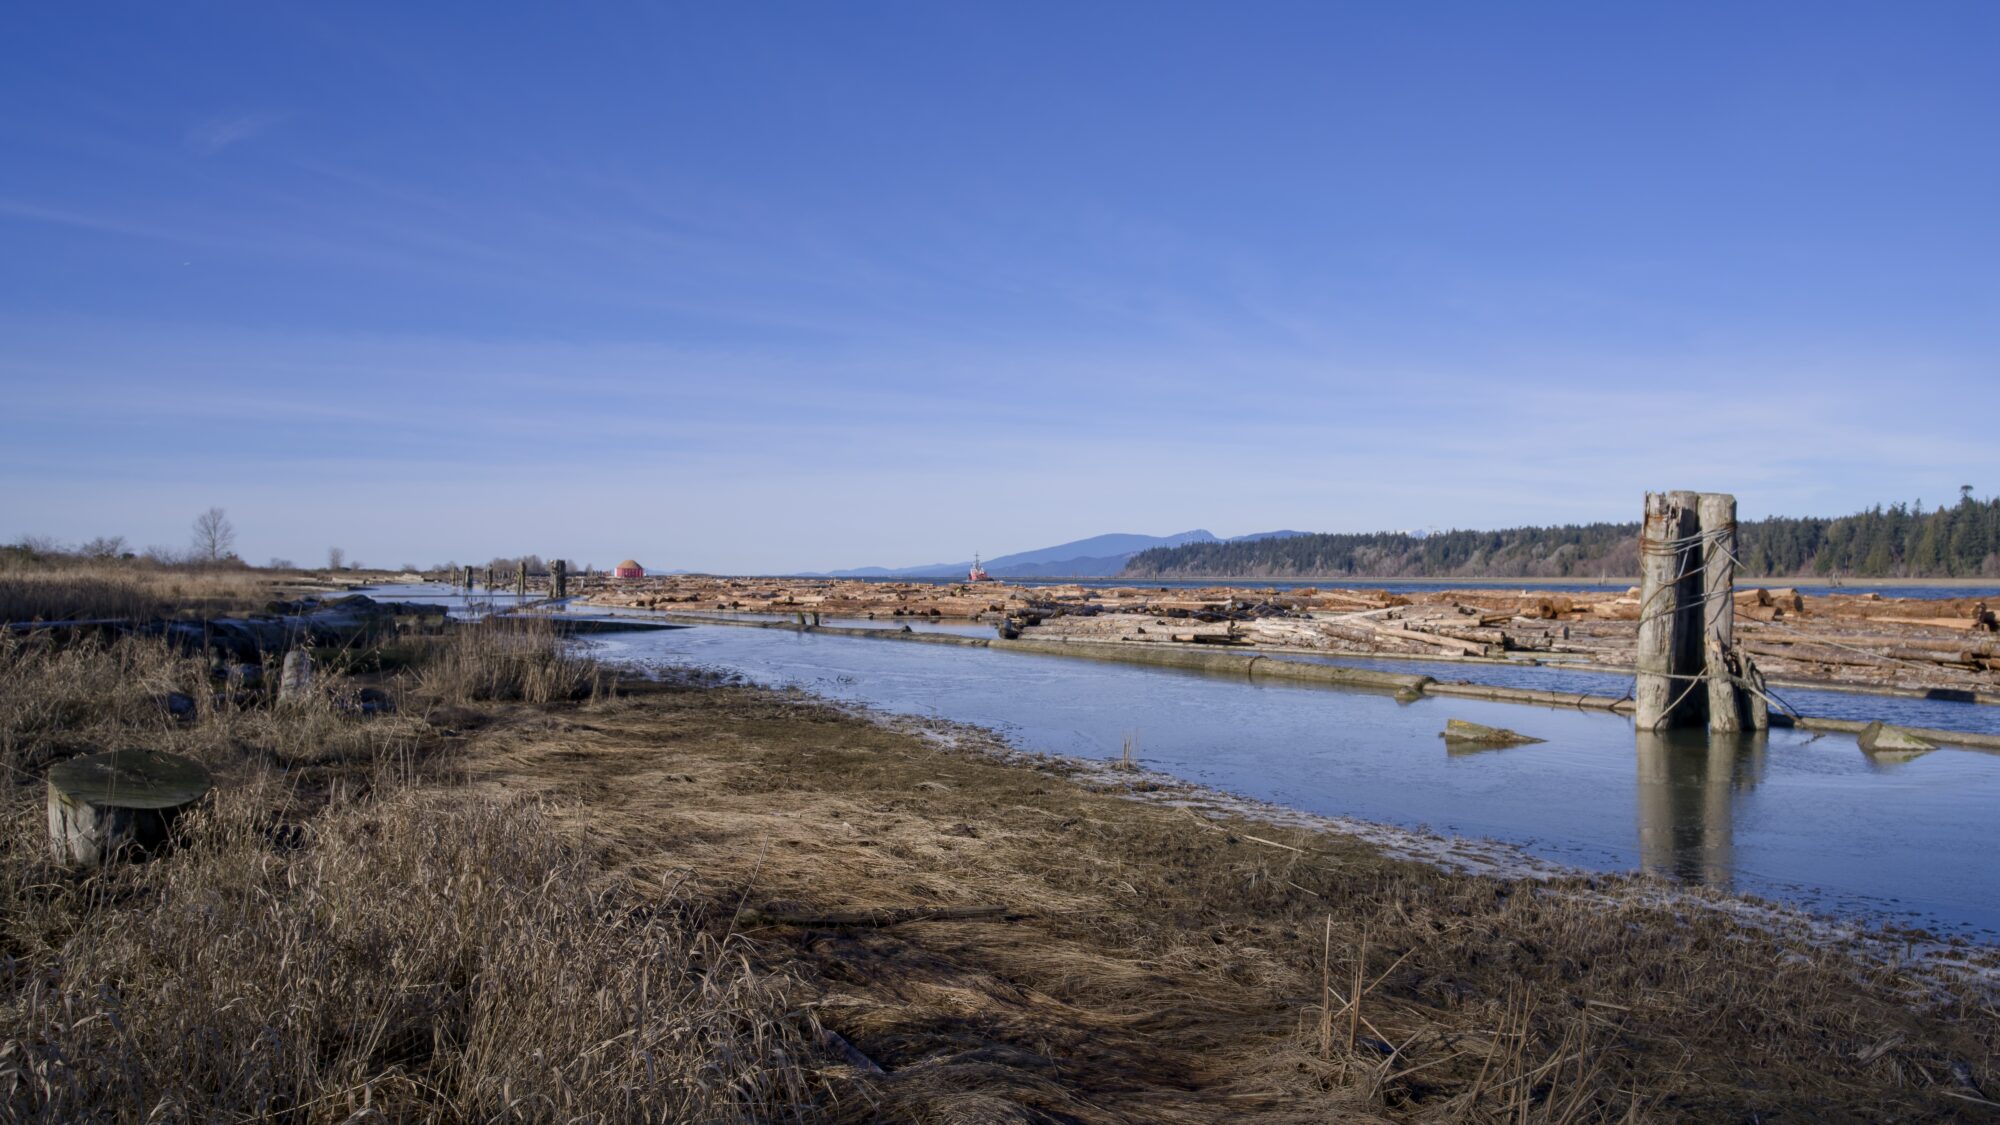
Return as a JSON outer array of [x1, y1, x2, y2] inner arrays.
[[485, 565, 495, 592], [1636, 491, 1703, 729], [278, 649, 313, 705], [463, 565, 475, 591], [47, 749, 212, 865], [1700, 493, 1743, 732], [516, 563, 528, 598], [551, 559, 568, 599]]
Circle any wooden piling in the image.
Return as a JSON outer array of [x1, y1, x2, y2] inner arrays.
[[463, 565, 475, 591], [1700, 492, 1743, 732], [1636, 491, 1702, 730], [551, 559, 568, 599], [278, 649, 313, 705], [516, 563, 528, 597]]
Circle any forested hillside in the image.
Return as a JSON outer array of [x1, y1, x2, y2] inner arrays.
[[1121, 496, 2000, 579]]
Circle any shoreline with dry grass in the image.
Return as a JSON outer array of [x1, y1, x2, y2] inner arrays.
[[4, 567, 1998, 1120]]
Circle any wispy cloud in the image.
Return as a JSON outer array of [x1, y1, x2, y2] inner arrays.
[[183, 111, 284, 154]]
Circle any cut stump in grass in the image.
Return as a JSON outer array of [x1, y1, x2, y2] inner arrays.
[[47, 749, 212, 866]]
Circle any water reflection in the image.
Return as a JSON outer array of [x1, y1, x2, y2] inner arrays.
[[1635, 731, 1768, 889]]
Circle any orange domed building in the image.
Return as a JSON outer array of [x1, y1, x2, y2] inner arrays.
[[613, 559, 645, 579]]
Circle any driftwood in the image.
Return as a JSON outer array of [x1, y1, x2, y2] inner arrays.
[[47, 749, 212, 865]]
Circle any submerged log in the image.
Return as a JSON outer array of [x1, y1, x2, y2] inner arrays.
[[47, 749, 212, 865], [1439, 719, 1545, 748], [1856, 722, 1935, 756]]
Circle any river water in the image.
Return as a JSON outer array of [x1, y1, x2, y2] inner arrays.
[[363, 585, 2000, 938]]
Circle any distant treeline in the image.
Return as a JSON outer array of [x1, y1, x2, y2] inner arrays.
[[1120, 496, 2000, 580]]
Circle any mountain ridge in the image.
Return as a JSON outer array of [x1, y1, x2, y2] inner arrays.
[[812, 528, 1305, 579]]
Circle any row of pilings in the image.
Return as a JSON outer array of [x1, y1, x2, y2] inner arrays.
[[1635, 490, 1770, 733]]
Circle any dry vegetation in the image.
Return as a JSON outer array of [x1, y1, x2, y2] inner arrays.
[[0, 629, 841, 1123], [463, 683, 2000, 1122], [0, 559, 298, 623], [2, 607, 1997, 1121]]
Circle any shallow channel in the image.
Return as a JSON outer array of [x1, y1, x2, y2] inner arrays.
[[362, 586, 2000, 938]]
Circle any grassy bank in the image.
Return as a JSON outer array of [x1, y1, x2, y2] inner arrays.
[[2, 617, 1996, 1120]]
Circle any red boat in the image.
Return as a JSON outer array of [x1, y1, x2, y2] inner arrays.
[[967, 554, 994, 582]]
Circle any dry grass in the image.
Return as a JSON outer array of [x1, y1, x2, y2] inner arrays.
[[462, 683, 2000, 1122], [0, 563, 282, 623], [414, 617, 608, 705], [0, 630, 845, 1123], [3, 794, 826, 1123]]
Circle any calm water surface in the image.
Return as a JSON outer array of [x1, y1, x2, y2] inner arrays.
[[589, 624, 2000, 939], [360, 586, 2000, 938]]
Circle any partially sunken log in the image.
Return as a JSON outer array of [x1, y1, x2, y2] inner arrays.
[[1440, 719, 1545, 748], [1857, 721, 1935, 758], [47, 749, 212, 865]]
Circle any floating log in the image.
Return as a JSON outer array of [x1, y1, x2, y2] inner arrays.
[[1363, 623, 1494, 657], [1865, 616, 1983, 632], [1171, 632, 1248, 646], [1440, 719, 1545, 747], [47, 749, 212, 865]]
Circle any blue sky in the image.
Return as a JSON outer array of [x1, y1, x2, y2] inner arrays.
[[3, 2, 1994, 573]]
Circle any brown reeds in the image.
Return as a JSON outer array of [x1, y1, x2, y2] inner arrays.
[[414, 617, 606, 705], [0, 627, 840, 1123], [3, 790, 826, 1122], [0, 563, 277, 623]]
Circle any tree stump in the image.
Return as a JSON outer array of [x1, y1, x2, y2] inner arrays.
[[279, 649, 313, 704], [47, 749, 212, 865]]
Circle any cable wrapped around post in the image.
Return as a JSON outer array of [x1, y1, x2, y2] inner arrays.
[[1635, 491, 1703, 730]]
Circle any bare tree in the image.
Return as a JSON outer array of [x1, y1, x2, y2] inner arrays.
[[327, 546, 345, 571], [80, 535, 128, 560], [191, 508, 236, 563]]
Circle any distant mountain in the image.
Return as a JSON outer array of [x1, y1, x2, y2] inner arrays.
[[1229, 529, 1311, 543], [823, 529, 1226, 579]]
